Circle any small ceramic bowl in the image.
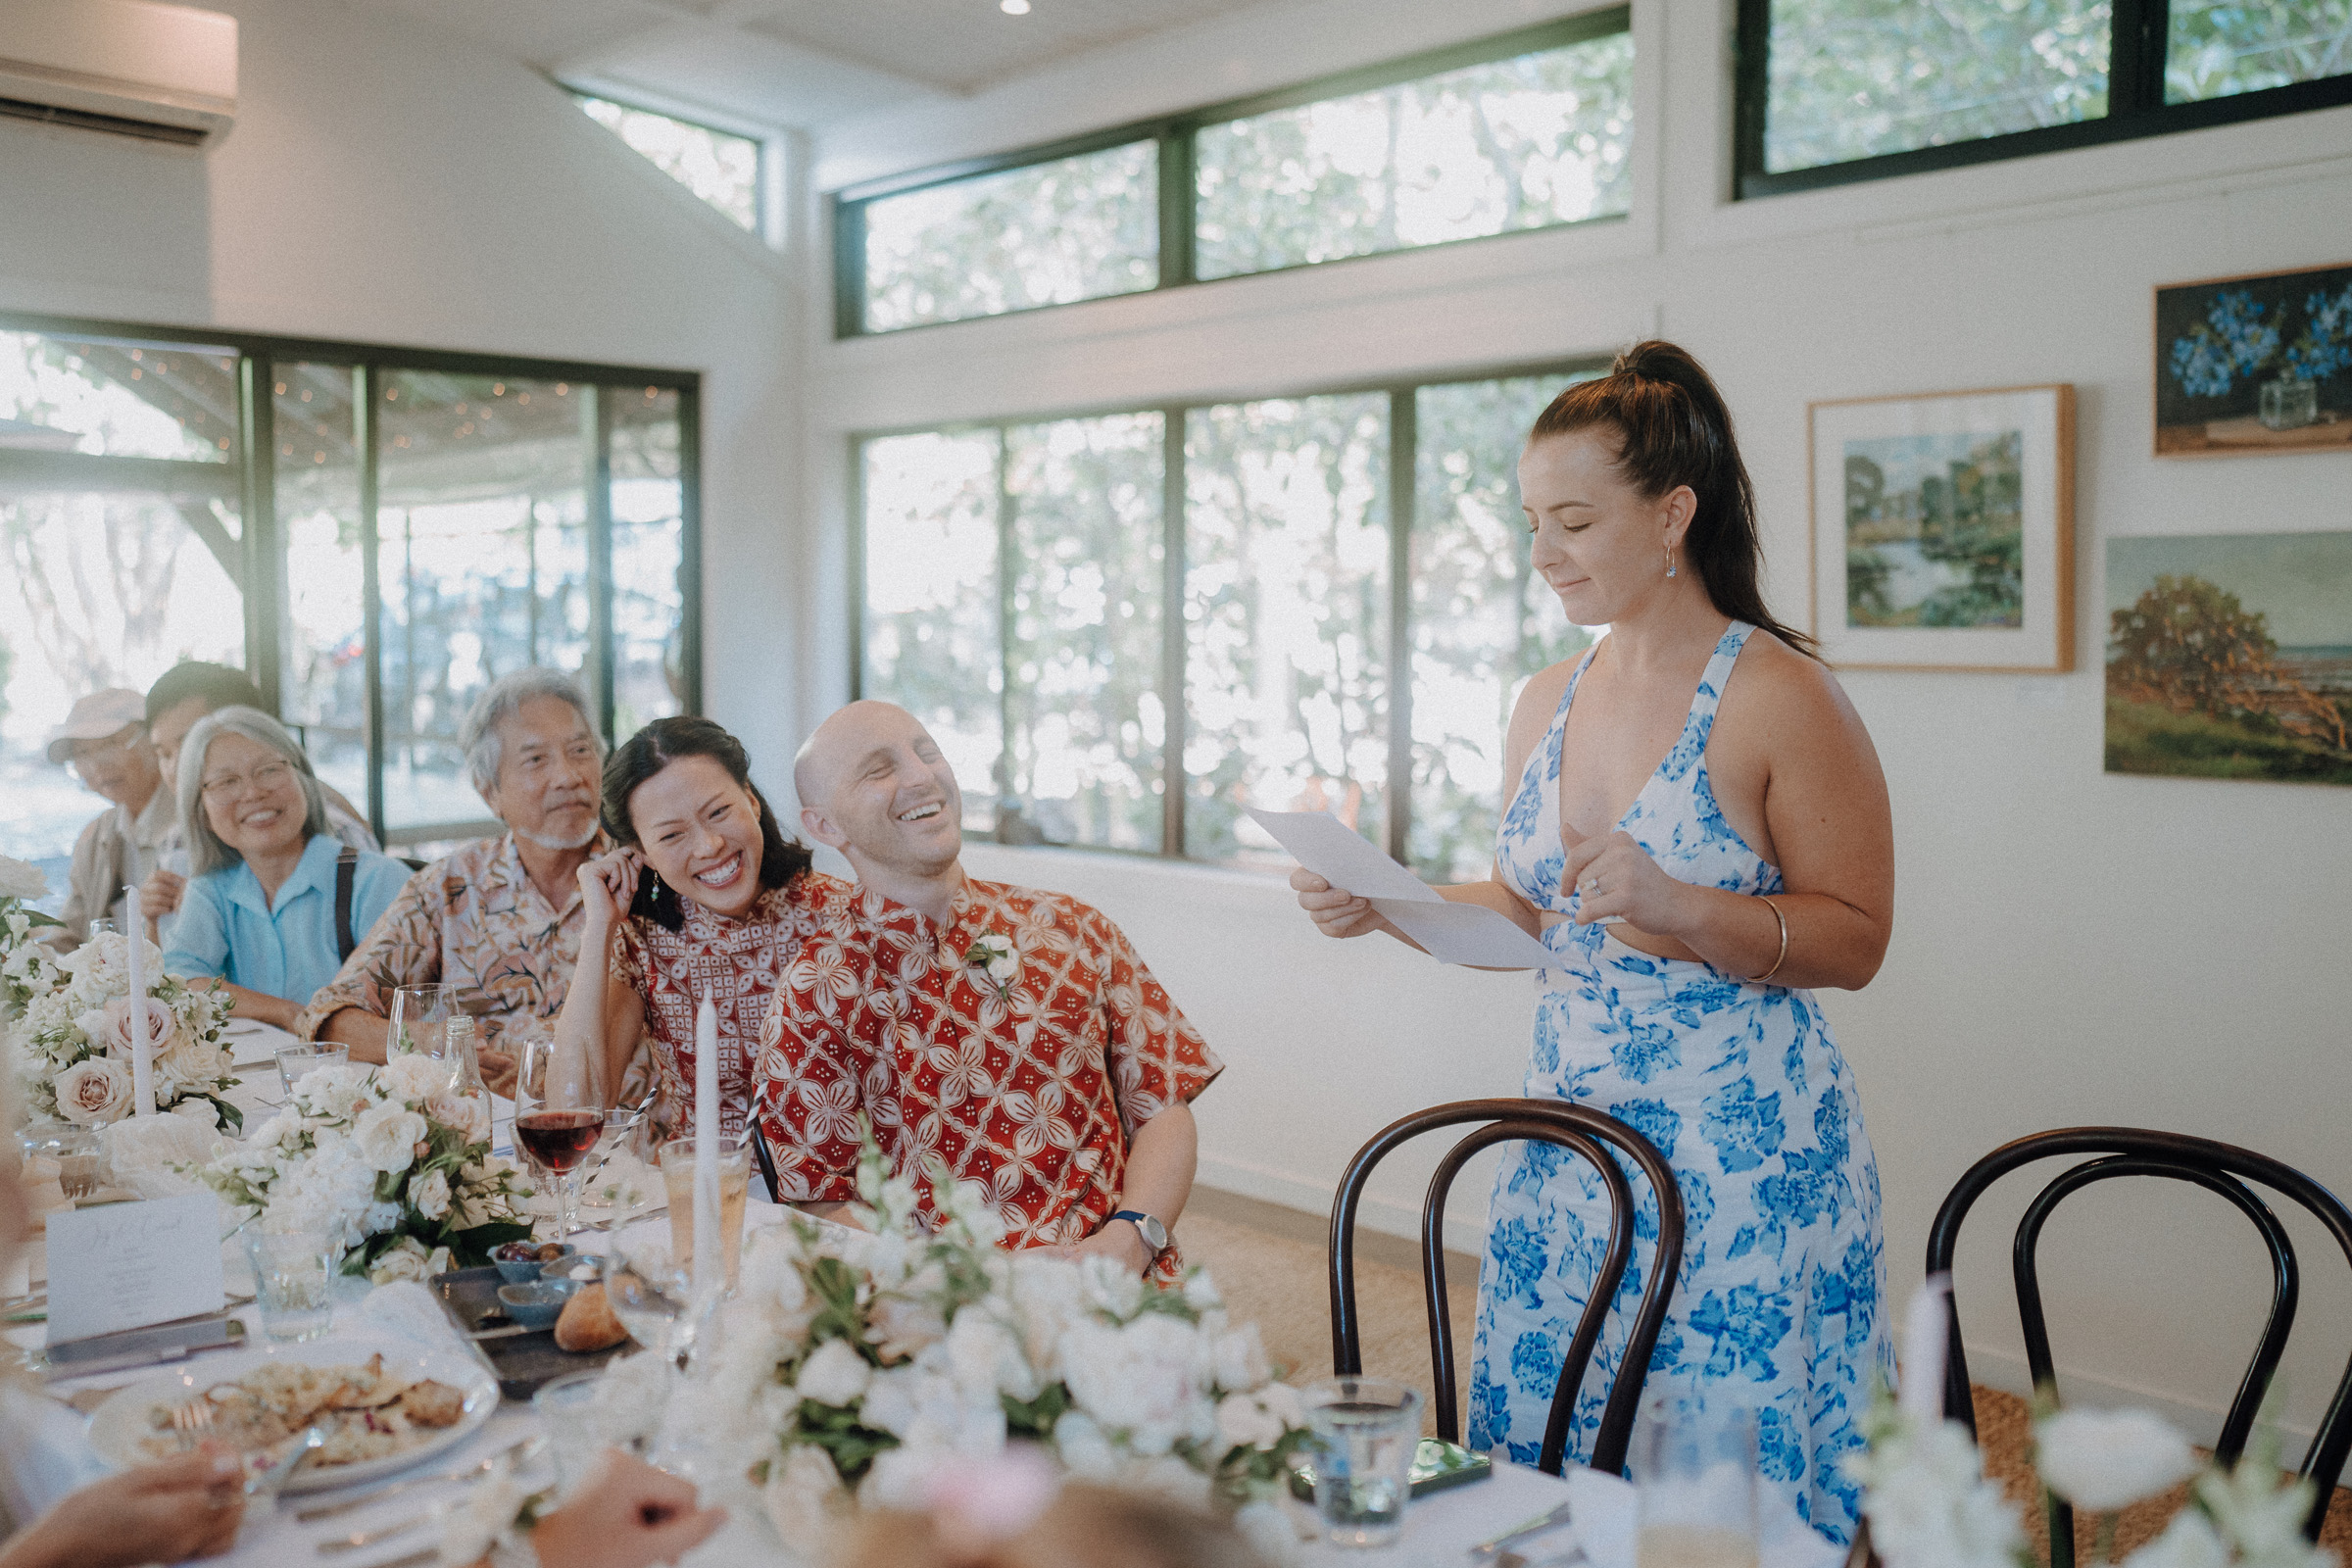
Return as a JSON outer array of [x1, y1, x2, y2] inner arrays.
[[496, 1278, 577, 1329], [491, 1243, 577, 1284]]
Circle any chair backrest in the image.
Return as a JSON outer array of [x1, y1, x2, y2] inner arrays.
[[1926, 1126, 2352, 1554], [1328, 1097, 1684, 1477]]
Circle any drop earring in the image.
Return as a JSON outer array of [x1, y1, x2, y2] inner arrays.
[[1664, 546, 1677, 579]]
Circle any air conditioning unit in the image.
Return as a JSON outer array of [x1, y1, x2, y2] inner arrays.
[[0, 0, 236, 148]]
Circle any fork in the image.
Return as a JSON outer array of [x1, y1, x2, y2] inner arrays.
[[168, 1397, 215, 1452]]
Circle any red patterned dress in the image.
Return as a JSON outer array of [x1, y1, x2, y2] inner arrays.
[[754, 876, 1221, 1273], [613, 871, 856, 1140]]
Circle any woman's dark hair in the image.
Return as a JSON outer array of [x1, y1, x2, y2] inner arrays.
[[1531, 340, 1817, 659], [602, 716, 813, 925]]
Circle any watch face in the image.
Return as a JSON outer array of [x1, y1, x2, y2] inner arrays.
[[1124, 1212, 1168, 1250]]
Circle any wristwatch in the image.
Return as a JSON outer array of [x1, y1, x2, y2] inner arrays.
[[1112, 1208, 1168, 1253]]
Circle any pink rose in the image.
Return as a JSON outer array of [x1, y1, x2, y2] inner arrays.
[[95, 995, 179, 1060], [55, 1057, 131, 1125], [424, 1090, 491, 1145]]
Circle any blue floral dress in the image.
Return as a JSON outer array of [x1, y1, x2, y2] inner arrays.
[[1465, 621, 1887, 1542]]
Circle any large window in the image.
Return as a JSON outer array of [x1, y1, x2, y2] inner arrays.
[[855, 364, 1603, 873], [835, 11, 1633, 336], [575, 95, 763, 234], [1739, 0, 2352, 195], [0, 316, 701, 900]]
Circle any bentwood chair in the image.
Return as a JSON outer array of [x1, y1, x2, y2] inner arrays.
[[1328, 1098, 1684, 1477], [1926, 1127, 2352, 1564]]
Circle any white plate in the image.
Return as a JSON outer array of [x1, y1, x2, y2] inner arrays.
[[85, 1333, 498, 1494]]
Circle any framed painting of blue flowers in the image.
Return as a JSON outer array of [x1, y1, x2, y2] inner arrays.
[[2157, 262, 2352, 456]]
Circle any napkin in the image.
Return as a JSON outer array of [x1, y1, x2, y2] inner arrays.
[[347, 1279, 473, 1358]]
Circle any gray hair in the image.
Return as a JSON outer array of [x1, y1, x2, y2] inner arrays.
[[460, 668, 602, 798], [177, 707, 332, 877]]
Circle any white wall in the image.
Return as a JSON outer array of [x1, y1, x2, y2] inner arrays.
[[805, 0, 2352, 1444], [0, 0, 809, 788]]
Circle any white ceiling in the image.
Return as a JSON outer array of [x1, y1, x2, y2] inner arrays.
[[371, 0, 1291, 135]]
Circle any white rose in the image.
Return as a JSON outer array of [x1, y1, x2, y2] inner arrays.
[[1059, 1313, 1215, 1457], [374, 1054, 447, 1102], [410, 1167, 453, 1220], [2121, 1511, 2229, 1568], [795, 1337, 874, 1407], [424, 1090, 490, 1145], [2035, 1407, 2199, 1512], [353, 1104, 428, 1173], [1215, 1392, 1288, 1451], [54, 1056, 131, 1125], [1210, 1324, 1270, 1392], [368, 1236, 433, 1285], [0, 855, 48, 901]]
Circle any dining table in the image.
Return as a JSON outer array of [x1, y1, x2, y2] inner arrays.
[[2, 1023, 1851, 1568]]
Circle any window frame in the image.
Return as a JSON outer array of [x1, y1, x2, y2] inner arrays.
[[1734, 0, 2352, 199], [570, 91, 769, 237], [831, 6, 1635, 338], [847, 354, 1611, 868], [0, 309, 704, 850]]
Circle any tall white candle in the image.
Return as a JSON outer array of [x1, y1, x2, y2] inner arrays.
[[1898, 1271, 1953, 1424], [692, 993, 721, 1299], [123, 885, 154, 1117]]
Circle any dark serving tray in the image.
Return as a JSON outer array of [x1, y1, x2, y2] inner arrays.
[[428, 1265, 632, 1399]]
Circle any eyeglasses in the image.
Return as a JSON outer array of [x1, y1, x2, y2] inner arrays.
[[200, 760, 296, 802]]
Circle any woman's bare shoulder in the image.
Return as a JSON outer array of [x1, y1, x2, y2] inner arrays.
[[1731, 630, 1873, 744], [1505, 656, 1579, 745]]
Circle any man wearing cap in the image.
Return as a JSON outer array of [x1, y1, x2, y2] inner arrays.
[[41, 689, 170, 953]]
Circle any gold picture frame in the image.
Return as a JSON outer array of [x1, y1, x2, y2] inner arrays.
[[1806, 383, 2075, 673]]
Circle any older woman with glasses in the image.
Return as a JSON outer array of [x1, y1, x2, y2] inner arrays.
[[160, 708, 413, 1029]]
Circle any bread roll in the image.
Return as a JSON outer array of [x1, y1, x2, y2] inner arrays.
[[554, 1283, 629, 1352]]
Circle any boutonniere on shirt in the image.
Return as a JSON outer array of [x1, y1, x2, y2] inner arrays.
[[962, 933, 1019, 1004]]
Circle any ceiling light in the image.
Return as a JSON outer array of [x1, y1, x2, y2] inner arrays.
[[1001, 0, 1030, 13]]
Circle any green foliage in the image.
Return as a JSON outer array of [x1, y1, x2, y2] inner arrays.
[[2104, 695, 2352, 783], [2165, 0, 2352, 103], [1002, 1382, 1071, 1440], [1765, 0, 2111, 173]]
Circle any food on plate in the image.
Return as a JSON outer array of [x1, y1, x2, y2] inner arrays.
[[492, 1241, 570, 1264], [136, 1354, 469, 1469], [554, 1283, 628, 1352]]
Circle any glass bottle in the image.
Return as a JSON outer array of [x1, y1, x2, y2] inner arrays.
[[443, 1016, 491, 1137]]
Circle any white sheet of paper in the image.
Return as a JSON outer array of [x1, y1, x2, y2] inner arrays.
[[45, 1194, 225, 1344], [1248, 808, 1558, 969]]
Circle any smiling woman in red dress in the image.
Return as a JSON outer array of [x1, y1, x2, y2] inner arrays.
[[554, 717, 853, 1140]]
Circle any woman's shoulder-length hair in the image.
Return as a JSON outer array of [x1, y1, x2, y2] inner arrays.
[[176, 706, 332, 876]]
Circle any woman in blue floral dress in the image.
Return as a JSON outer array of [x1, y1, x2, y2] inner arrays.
[[1294, 343, 1893, 1542]]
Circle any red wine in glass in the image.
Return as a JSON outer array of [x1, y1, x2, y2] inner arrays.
[[515, 1109, 602, 1173]]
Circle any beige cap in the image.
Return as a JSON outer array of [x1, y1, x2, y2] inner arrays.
[[45, 688, 148, 763]]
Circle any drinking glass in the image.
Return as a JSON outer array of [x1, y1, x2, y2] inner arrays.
[[245, 1228, 334, 1342], [273, 1042, 347, 1100], [388, 984, 456, 1058], [658, 1135, 749, 1290], [606, 1243, 693, 1362], [1634, 1397, 1760, 1568], [533, 1371, 611, 1494], [49, 1123, 102, 1200], [1301, 1376, 1422, 1547], [516, 1034, 603, 1245]]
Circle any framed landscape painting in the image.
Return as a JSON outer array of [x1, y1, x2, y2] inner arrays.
[[1808, 384, 2074, 671], [2105, 530, 2352, 786], [2155, 262, 2352, 457]]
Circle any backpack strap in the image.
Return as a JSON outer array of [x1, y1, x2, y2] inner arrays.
[[335, 846, 360, 961]]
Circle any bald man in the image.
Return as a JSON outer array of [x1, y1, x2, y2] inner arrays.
[[754, 701, 1220, 1279]]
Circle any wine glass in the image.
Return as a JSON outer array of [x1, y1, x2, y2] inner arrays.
[[388, 984, 456, 1058], [606, 1242, 695, 1366], [515, 1034, 603, 1247]]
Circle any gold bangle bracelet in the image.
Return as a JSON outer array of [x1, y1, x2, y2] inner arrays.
[[1748, 895, 1788, 984]]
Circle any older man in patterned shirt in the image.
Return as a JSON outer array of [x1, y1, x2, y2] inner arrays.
[[757, 701, 1220, 1279], [294, 669, 614, 1090]]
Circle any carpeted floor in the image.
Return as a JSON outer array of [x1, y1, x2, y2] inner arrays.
[[1179, 1191, 2352, 1555], [1969, 1385, 2352, 1565]]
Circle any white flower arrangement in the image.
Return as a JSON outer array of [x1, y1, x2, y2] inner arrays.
[[962, 933, 1019, 1004], [6, 927, 239, 1132], [0, 855, 63, 1021], [637, 1135, 1310, 1563], [1846, 1389, 2337, 1568], [195, 1055, 535, 1281]]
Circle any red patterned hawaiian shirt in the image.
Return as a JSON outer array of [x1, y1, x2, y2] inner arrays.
[[754, 876, 1221, 1273], [613, 871, 857, 1140]]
